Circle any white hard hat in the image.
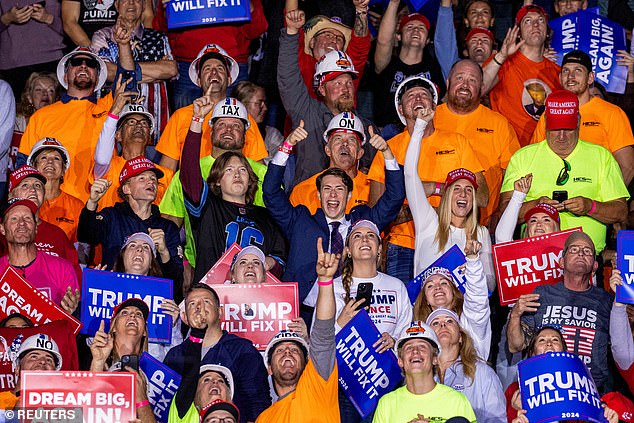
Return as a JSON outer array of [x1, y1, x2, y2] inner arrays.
[[13, 334, 63, 371], [323, 111, 366, 145], [394, 320, 441, 355], [313, 50, 358, 88], [264, 330, 309, 364], [394, 75, 439, 125], [200, 364, 235, 399], [209, 98, 250, 130], [117, 103, 156, 134], [56, 46, 108, 92], [28, 138, 71, 172], [189, 44, 239, 87]]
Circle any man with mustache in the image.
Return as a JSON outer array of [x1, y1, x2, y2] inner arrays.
[[278, 9, 377, 187], [77, 156, 182, 273], [434, 59, 520, 228], [19, 47, 111, 202]]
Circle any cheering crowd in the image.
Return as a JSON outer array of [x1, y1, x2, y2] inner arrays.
[[1, 0, 634, 420]]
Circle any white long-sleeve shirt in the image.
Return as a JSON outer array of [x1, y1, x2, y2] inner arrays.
[[404, 118, 492, 359]]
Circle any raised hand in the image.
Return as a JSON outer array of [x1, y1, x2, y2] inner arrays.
[[89, 179, 112, 204], [110, 74, 137, 116], [415, 105, 435, 123], [315, 237, 340, 281], [61, 286, 80, 315], [464, 239, 482, 259], [514, 174, 533, 194], [90, 320, 114, 370], [148, 228, 168, 259], [285, 9, 305, 35], [497, 26, 524, 63], [192, 95, 215, 120], [285, 120, 308, 146]]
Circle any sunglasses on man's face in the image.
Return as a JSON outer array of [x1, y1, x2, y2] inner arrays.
[[68, 56, 99, 69]]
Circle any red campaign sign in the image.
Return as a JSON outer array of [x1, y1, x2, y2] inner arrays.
[[199, 243, 283, 285], [0, 266, 82, 334], [0, 320, 79, 392], [21, 371, 136, 422], [494, 228, 581, 306], [214, 283, 299, 350]]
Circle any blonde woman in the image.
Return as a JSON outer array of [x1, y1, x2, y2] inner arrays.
[[403, 108, 495, 292]]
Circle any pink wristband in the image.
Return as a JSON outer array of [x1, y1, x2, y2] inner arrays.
[[189, 335, 203, 344], [434, 182, 442, 196], [108, 113, 119, 119], [588, 200, 597, 216], [136, 400, 150, 408], [278, 142, 294, 155], [192, 116, 203, 123], [317, 279, 333, 286]]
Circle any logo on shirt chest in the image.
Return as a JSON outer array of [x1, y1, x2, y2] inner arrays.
[[435, 149, 456, 155], [572, 177, 592, 183], [92, 111, 108, 118], [476, 127, 494, 134], [582, 121, 601, 127]]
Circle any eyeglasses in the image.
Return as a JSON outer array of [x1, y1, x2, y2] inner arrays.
[[205, 418, 236, 423], [556, 159, 571, 186], [123, 118, 151, 128], [315, 30, 346, 45], [566, 245, 595, 256], [68, 56, 99, 69]]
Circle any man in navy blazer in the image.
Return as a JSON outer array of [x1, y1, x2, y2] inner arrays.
[[263, 120, 405, 311]]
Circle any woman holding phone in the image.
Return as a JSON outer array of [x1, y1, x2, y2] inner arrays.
[[303, 219, 412, 423]]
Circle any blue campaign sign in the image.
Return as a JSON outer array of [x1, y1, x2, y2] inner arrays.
[[550, 9, 627, 94], [166, 0, 251, 30], [577, 11, 627, 94], [80, 269, 173, 344], [406, 245, 466, 303], [336, 310, 403, 418], [518, 352, 606, 423], [549, 13, 579, 62], [616, 230, 634, 303], [139, 353, 181, 423]]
